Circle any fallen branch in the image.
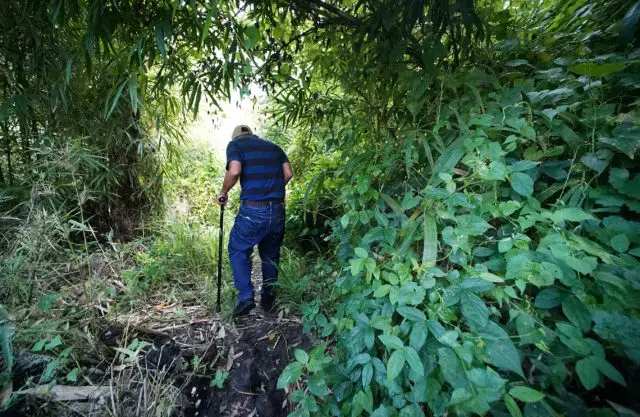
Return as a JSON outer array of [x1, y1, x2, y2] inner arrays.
[[18, 385, 111, 402]]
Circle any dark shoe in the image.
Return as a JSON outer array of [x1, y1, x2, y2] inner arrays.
[[233, 299, 256, 317], [260, 292, 276, 312]]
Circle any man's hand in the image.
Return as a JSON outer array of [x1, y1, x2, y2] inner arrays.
[[216, 193, 228, 206]]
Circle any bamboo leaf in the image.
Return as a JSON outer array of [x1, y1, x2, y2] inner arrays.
[[128, 75, 138, 114], [106, 79, 128, 119]]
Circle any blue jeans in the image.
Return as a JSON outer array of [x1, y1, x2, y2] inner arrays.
[[228, 202, 285, 302]]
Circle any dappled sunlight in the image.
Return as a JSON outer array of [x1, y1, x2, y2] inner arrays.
[[187, 88, 267, 157]]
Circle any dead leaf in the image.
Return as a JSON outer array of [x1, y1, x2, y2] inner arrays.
[[225, 345, 235, 371]]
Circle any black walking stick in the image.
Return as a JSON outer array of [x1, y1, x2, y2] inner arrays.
[[216, 195, 227, 311]]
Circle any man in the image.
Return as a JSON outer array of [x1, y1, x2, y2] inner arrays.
[[217, 125, 293, 317]]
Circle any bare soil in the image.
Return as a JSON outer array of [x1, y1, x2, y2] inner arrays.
[[5, 257, 310, 417]]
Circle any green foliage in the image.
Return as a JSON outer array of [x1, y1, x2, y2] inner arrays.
[[0, 306, 12, 392], [275, 249, 337, 316], [210, 369, 229, 389], [275, 1, 640, 416]]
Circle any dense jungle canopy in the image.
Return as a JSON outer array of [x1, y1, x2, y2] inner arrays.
[[1, 0, 640, 416]]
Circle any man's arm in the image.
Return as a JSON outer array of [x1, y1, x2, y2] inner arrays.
[[283, 162, 293, 185], [217, 161, 241, 205]]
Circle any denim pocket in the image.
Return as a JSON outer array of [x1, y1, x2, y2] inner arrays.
[[235, 213, 263, 236]]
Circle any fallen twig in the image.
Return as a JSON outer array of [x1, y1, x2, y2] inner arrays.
[[18, 385, 111, 402]]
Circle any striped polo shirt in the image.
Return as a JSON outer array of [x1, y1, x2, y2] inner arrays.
[[226, 135, 289, 201]]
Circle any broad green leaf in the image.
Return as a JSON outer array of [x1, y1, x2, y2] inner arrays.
[[610, 234, 630, 253], [557, 323, 592, 356], [593, 311, 640, 365], [422, 215, 437, 265], [374, 284, 392, 298], [399, 404, 424, 417], [562, 296, 592, 333], [449, 388, 472, 405], [38, 293, 61, 312], [504, 394, 523, 417], [509, 386, 545, 403], [581, 150, 613, 173], [461, 278, 495, 293], [365, 258, 376, 275], [42, 359, 60, 382], [551, 120, 583, 149], [362, 362, 373, 387], [510, 172, 534, 197], [509, 160, 539, 172], [45, 335, 63, 351], [461, 292, 489, 328], [409, 322, 428, 350], [354, 353, 371, 365], [66, 367, 79, 382], [294, 349, 309, 364], [455, 215, 492, 236], [401, 192, 422, 211], [593, 356, 626, 386], [438, 347, 468, 389], [476, 321, 524, 377], [568, 62, 626, 77], [600, 124, 640, 159], [479, 272, 504, 283], [340, 214, 349, 228], [609, 168, 640, 199], [499, 238, 514, 253], [371, 406, 390, 417], [397, 306, 426, 322], [277, 362, 303, 389], [355, 247, 368, 258], [387, 349, 406, 380], [350, 258, 365, 276], [244, 26, 261, 49], [542, 208, 596, 224], [576, 356, 599, 390], [308, 373, 329, 396], [404, 347, 424, 376], [379, 334, 404, 350], [59, 347, 73, 359], [438, 330, 459, 346], [32, 339, 46, 352]]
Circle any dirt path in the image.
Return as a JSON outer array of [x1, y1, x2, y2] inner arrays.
[[188, 256, 310, 417], [5, 256, 308, 417]]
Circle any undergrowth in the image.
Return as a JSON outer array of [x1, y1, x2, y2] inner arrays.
[[0, 140, 233, 412], [274, 2, 640, 417]]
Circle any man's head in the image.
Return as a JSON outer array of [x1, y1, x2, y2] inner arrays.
[[231, 125, 253, 139]]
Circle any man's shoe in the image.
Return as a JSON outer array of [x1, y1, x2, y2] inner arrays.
[[260, 292, 276, 312], [233, 299, 256, 317]]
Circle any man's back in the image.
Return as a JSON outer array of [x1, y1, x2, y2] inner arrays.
[[226, 135, 289, 202], [218, 125, 293, 317]]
